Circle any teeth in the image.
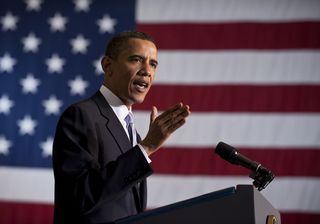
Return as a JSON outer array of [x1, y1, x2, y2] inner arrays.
[[134, 82, 147, 88]]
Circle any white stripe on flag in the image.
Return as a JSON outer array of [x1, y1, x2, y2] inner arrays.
[[137, 0, 320, 22], [155, 51, 320, 84], [0, 167, 53, 203], [147, 175, 320, 213], [134, 112, 320, 148], [1, 167, 320, 213]]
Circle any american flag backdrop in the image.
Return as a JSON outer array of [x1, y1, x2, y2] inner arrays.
[[0, 0, 320, 223]]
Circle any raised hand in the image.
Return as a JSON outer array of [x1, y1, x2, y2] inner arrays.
[[140, 103, 191, 156]]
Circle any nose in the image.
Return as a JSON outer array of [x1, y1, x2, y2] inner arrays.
[[140, 61, 152, 77]]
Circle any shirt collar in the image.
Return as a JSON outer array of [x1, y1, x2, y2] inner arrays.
[[99, 85, 131, 122]]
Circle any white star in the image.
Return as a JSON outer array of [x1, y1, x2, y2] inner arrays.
[[0, 12, 19, 31], [21, 32, 41, 53], [68, 75, 89, 96], [17, 115, 37, 135], [0, 94, 14, 115], [73, 0, 92, 12], [25, 0, 43, 11], [70, 34, 90, 54], [0, 135, 12, 156], [96, 14, 117, 34], [48, 12, 68, 32], [39, 136, 53, 157], [93, 57, 104, 75], [42, 95, 63, 115], [45, 54, 66, 74], [20, 73, 41, 94], [0, 53, 17, 73]]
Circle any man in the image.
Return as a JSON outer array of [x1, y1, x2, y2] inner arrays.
[[52, 31, 190, 224]]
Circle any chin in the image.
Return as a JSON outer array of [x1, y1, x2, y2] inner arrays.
[[134, 98, 145, 104], [131, 95, 146, 105]]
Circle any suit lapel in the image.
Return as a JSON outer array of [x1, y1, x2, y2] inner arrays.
[[91, 91, 146, 212], [91, 91, 131, 154]]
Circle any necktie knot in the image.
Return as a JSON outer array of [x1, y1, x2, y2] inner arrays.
[[124, 112, 134, 126]]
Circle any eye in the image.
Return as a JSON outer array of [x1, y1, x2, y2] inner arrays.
[[150, 62, 158, 69]]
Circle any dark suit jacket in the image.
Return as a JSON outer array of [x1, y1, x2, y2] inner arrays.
[[53, 91, 153, 224]]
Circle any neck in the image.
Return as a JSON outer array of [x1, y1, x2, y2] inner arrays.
[[102, 83, 132, 110]]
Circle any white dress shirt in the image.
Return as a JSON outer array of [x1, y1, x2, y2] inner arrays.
[[99, 85, 151, 163]]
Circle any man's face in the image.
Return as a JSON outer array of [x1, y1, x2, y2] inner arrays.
[[103, 38, 158, 107]]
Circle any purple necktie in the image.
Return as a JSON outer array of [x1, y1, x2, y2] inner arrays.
[[124, 112, 134, 146]]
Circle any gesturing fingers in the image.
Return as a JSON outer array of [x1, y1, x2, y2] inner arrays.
[[150, 106, 158, 125], [154, 104, 190, 133], [155, 103, 183, 122], [163, 105, 190, 132], [141, 103, 191, 155], [155, 103, 185, 122]]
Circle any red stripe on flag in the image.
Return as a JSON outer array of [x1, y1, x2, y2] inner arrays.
[[137, 22, 320, 50], [281, 212, 320, 224], [135, 84, 320, 112], [150, 147, 320, 176], [0, 201, 53, 224]]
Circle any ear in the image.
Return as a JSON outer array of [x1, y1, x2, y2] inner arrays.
[[101, 56, 112, 75]]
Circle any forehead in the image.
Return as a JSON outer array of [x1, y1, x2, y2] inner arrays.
[[119, 38, 158, 58]]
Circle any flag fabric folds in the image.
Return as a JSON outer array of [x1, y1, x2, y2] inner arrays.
[[0, 0, 320, 223]]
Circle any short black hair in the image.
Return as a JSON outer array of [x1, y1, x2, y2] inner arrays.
[[104, 31, 155, 59]]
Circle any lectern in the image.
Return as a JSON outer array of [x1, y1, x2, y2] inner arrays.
[[115, 185, 281, 224]]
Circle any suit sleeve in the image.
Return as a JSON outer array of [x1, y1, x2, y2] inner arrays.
[[53, 105, 153, 215]]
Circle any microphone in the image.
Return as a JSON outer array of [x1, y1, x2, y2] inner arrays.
[[216, 141, 260, 171], [215, 141, 274, 191]]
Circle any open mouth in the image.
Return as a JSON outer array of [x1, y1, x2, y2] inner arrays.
[[133, 80, 149, 91]]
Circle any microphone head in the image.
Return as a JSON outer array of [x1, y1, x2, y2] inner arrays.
[[215, 141, 237, 163]]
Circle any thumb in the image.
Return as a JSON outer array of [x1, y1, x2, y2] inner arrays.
[[150, 106, 158, 124]]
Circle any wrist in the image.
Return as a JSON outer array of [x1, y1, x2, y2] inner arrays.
[[140, 140, 155, 156], [137, 144, 152, 163]]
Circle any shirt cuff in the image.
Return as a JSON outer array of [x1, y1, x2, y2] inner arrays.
[[137, 144, 152, 163]]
